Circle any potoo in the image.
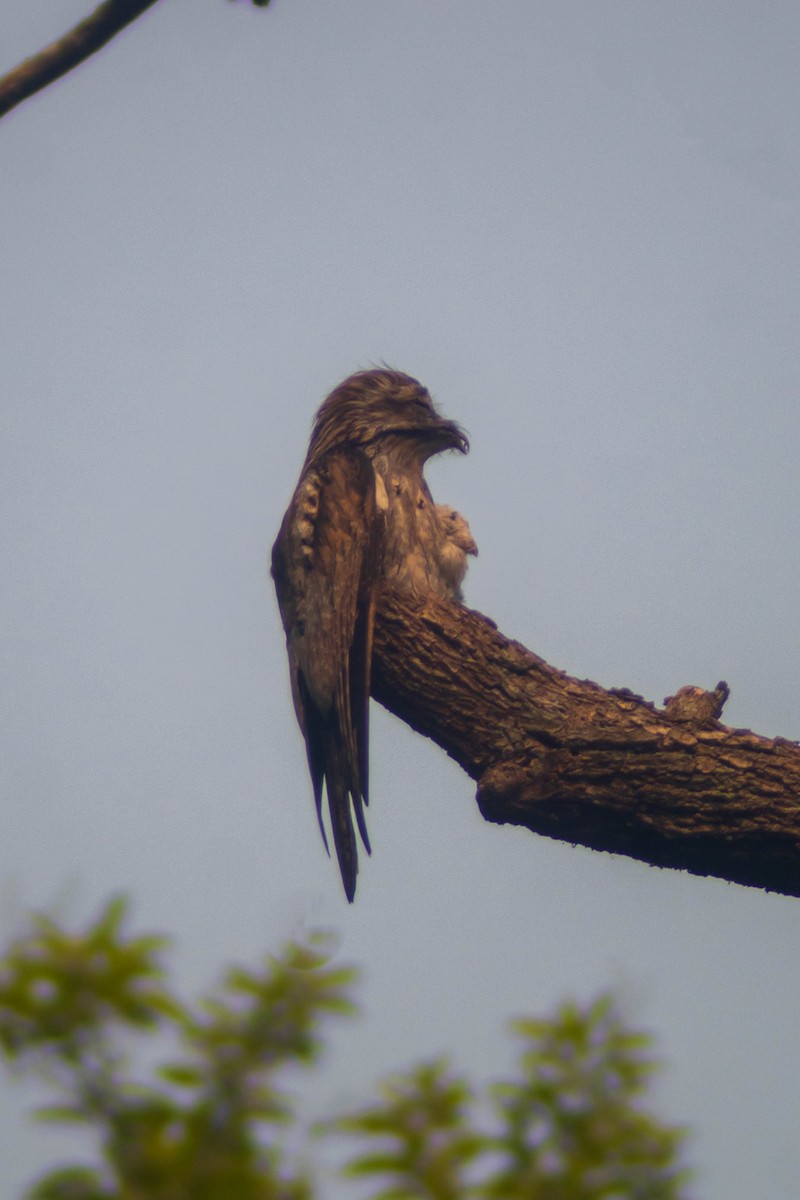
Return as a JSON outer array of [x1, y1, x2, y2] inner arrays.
[[271, 369, 476, 900]]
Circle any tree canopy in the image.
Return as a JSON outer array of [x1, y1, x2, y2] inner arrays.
[[0, 898, 692, 1199]]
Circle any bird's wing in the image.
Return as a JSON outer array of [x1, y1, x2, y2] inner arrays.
[[271, 448, 380, 901]]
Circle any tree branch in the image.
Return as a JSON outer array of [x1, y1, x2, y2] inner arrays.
[[0, 0, 163, 120], [372, 589, 800, 898]]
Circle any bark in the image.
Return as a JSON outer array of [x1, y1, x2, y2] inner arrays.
[[371, 588, 800, 898], [0, 0, 163, 120]]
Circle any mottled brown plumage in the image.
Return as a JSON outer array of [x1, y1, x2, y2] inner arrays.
[[271, 369, 472, 900], [435, 506, 478, 602], [663, 680, 730, 724]]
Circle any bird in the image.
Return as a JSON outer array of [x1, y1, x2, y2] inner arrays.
[[663, 680, 730, 724], [435, 506, 478, 602], [271, 369, 473, 900]]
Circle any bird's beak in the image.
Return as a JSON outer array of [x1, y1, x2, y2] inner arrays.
[[430, 417, 469, 455]]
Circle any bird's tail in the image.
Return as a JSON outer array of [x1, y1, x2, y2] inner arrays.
[[321, 726, 371, 903]]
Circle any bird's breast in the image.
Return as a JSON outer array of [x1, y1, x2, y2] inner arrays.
[[375, 467, 454, 599]]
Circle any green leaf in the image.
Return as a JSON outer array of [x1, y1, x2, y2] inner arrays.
[[157, 1063, 204, 1086], [33, 1104, 91, 1125], [25, 1165, 107, 1200]]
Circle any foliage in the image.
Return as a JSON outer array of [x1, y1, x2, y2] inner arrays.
[[485, 999, 687, 1200], [0, 900, 692, 1199], [0, 898, 353, 1199]]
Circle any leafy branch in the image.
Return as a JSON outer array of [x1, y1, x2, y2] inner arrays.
[[0, 898, 692, 1199]]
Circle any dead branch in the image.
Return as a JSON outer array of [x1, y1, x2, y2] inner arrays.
[[0, 0, 163, 120], [372, 588, 800, 898]]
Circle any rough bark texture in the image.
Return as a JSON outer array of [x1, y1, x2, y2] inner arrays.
[[372, 588, 800, 898], [0, 0, 163, 120]]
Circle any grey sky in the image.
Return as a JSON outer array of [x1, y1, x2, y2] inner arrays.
[[2, 1, 800, 1195]]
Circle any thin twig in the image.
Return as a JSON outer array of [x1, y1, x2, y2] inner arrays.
[[0, 0, 163, 120]]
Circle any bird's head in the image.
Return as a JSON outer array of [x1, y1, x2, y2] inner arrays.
[[306, 369, 468, 465]]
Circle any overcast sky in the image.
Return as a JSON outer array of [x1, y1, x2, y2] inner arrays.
[[2, 1, 800, 1196]]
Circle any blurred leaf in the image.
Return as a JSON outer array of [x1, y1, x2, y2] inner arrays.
[[25, 1164, 108, 1199], [33, 1104, 91, 1124], [157, 1063, 205, 1086]]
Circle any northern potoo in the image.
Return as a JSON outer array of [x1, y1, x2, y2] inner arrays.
[[271, 369, 475, 900]]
